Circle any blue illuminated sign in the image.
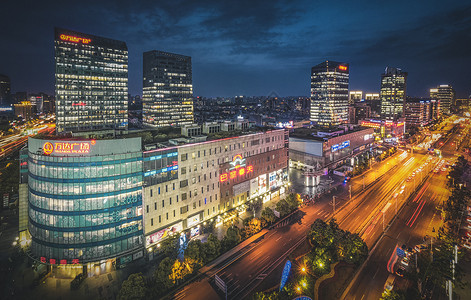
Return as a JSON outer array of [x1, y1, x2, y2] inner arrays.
[[144, 165, 178, 177], [279, 260, 292, 291], [331, 140, 350, 152]]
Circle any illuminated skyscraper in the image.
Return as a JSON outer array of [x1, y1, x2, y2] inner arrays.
[[54, 28, 128, 133], [143, 50, 193, 127], [380, 67, 407, 121], [0, 74, 11, 105], [430, 84, 455, 115], [310, 61, 349, 127]]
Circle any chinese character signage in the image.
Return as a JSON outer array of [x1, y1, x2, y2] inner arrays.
[[43, 140, 95, 155], [220, 154, 253, 182]]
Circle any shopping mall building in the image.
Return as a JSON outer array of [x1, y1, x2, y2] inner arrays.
[[21, 127, 289, 269]]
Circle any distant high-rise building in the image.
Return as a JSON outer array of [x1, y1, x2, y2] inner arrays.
[[54, 27, 128, 133], [380, 67, 407, 121], [143, 50, 193, 127], [0, 74, 11, 105], [310, 61, 349, 127], [430, 85, 455, 115], [405, 98, 428, 126], [349, 91, 363, 105]]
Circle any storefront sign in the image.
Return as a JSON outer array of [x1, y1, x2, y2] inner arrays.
[[187, 214, 200, 228], [40, 257, 79, 265], [59, 34, 91, 44], [146, 222, 183, 246], [43, 140, 95, 155], [190, 226, 200, 238]]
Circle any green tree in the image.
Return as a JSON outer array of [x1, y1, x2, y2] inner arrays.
[[185, 239, 204, 262], [222, 226, 241, 251], [160, 235, 179, 259], [261, 207, 276, 223], [201, 234, 221, 262], [118, 273, 147, 300], [275, 199, 292, 216], [380, 290, 406, 300], [243, 218, 262, 238], [285, 193, 301, 210], [154, 257, 174, 289]]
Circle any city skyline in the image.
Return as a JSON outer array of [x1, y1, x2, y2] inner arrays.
[[1, 1, 471, 98]]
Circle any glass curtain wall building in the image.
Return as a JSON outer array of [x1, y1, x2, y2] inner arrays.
[[142, 50, 193, 127], [430, 84, 455, 115], [27, 137, 143, 264], [310, 61, 349, 127], [54, 28, 128, 133], [380, 67, 407, 121]]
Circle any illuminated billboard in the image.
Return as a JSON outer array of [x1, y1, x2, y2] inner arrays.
[[220, 154, 253, 182], [43, 140, 95, 155], [59, 34, 91, 44]]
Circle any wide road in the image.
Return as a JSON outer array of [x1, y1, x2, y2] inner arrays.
[[170, 148, 437, 299], [344, 121, 462, 300]]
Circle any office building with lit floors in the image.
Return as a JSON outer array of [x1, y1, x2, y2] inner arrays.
[[26, 137, 144, 272], [430, 84, 455, 115], [143, 50, 194, 127], [54, 28, 129, 133], [380, 67, 407, 121], [142, 128, 289, 255], [310, 61, 349, 127]]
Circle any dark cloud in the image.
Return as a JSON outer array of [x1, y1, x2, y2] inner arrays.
[[1, 0, 470, 97]]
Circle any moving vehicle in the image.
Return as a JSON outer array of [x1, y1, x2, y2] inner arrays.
[[384, 274, 396, 291]]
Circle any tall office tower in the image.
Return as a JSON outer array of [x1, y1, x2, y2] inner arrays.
[[54, 28, 128, 133], [0, 74, 11, 105], [310, 61, 349, 127], [143, 50, 193, 127], [430, 85, 455, 115], [349, 91, 363, 105], [380, 67, 407, 121]]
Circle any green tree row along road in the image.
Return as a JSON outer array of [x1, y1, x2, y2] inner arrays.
[[253, 218, 368, 299], [117, 193, 302, 300]]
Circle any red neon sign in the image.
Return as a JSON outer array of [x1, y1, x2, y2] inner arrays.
[[339, 65, 348, 71], [59, 34, 91, 44], [220, 154, 254, 182], [72, 102, 86, 106], [43, 141, 92, 155]]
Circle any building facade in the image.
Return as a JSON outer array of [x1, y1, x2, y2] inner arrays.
[[405, 98, 426, 126], [54, 28, 128, 133], [349, 91, 363, 105], [0, 74, 11, 105], [430, 85, 455, 115], [27, 137, 144, 265], [142, 129, 289, 251], [143, 50, 194, 127], [310, 61, 349, 127], [380, 67, 407, 121]]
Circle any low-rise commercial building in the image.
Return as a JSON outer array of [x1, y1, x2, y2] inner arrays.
[[22, 126, 289, 266], [142, 129, 289, 253], [289, 126, 375, 178]]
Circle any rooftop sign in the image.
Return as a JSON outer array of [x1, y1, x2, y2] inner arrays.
[[43, 140, 95, 155], [59, 34, 91, 44]]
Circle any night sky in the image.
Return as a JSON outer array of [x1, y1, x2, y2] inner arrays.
[[1, 0, 470, 98]]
